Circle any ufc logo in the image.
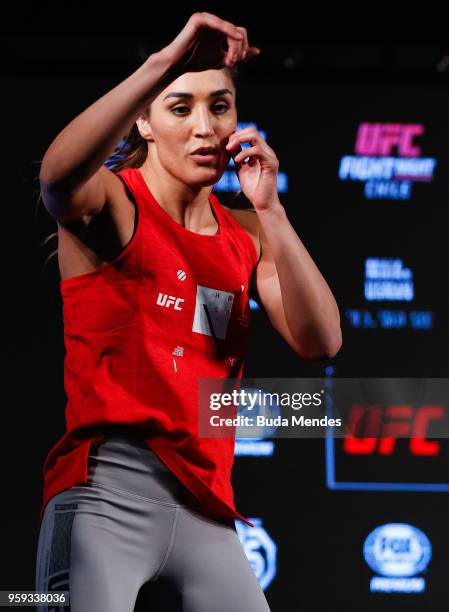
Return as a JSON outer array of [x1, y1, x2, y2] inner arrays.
[[343, 404, 444, 456], [355, 123, 424, 157], [156, 292, 184, 310]]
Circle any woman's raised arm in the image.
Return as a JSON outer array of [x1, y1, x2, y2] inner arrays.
[[39, 13, 258, 225]]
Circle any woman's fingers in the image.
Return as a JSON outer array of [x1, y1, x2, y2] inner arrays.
[[226, 36, 244, 66], [179, 12, 260, 70], [195, 12, 244, 42], [195, 13, 260, 67], [236, 27, 249, 61], [226, 26, 261, 65], [227, 42, 261, 66], [245, 47, 261, 61]]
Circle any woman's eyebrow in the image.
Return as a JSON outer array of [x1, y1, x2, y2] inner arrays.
[[163, 89, 233, 101]]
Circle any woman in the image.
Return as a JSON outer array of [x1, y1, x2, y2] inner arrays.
[[35, 12, 342, 612]]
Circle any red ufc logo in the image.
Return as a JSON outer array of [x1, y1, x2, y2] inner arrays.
[[343, 404, 444, 456]]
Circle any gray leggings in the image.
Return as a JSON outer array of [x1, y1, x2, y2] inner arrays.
[[35, 426, 271, 611]]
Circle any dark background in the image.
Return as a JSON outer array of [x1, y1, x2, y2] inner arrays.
[[2, 7, 449, 611]]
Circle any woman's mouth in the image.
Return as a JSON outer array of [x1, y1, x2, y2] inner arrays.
[[189, 152, 217, 164]]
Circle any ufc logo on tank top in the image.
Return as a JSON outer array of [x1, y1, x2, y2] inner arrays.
[[156, 292, 185, 310]]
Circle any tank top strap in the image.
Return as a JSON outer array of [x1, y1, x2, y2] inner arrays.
[[114, 167, 147, 222], [211, 195, 259, 269]]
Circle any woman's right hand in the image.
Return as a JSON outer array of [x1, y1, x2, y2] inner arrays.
[[156, 12, 261, 74]]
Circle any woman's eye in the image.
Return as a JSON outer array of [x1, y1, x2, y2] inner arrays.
[[171, 104, 229, 115]]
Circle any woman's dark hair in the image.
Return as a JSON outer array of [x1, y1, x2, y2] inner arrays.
[[37, 65, 239, 271]]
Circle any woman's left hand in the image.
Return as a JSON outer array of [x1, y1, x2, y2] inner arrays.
[[225, 127, 280, 211]]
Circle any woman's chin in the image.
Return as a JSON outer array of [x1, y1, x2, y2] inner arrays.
[[187, 168, 222, 187]]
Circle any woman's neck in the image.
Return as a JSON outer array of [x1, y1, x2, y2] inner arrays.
[[139, 162, 215, 233]]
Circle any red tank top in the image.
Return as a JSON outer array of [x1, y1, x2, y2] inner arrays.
[[40, 167, 258, 527]]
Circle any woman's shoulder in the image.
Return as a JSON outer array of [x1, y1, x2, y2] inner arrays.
[[221, 205, 261, 261]]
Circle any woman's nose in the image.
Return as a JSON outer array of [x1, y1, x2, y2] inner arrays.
[[194, 108, 214, 136]]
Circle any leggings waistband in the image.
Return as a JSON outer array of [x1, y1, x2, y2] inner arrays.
[[87, 426, 200, 508]]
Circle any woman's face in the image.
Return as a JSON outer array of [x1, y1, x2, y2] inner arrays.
[[138, 69, 237, 187]]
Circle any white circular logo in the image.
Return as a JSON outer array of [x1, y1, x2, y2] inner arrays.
[[363, 523, 432, 577], [177, 269, 187, 281]]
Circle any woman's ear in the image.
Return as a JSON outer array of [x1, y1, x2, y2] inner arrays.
[[136, 116, 154, 141]]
